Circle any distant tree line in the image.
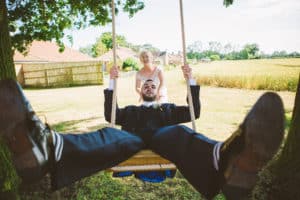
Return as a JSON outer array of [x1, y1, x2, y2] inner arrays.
[[187, 41, 300, 61], [262, 50, 300, 59], [79, 32, 160, 58], [80, 36, 300, 61]]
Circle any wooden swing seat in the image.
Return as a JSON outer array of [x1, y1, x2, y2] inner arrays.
[[109, 150, 176, 172]]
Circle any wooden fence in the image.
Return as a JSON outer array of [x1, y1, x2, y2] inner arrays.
[[20, 61, 103, 87]]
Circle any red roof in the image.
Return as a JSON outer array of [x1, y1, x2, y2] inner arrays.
[[98, 46, 138, 61], [14, 41, 97, 63]]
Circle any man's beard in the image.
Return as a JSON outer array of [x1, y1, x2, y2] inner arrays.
[[142, 94, 156, 102]]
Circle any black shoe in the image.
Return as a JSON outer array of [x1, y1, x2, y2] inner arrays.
[[219, 92, 285, 199], [0, 79, 54, 183]]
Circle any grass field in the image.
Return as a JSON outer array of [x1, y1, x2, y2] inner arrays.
[[192, 58, 300, 91], [21, 58, 298, 199], [24, 58, 298, 141]]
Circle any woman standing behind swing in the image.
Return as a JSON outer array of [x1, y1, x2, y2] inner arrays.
[[136, 51, 168, 103]]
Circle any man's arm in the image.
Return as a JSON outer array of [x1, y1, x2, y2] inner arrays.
[[168, 65, 201, 124], [168, 83, 200, 124], [104, 66, 126, 125]]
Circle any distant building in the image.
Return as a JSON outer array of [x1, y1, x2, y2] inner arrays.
[[98, 46, 138, 62], [200, 58, 211, 63], [156, 51, 183, 66], [98, 46, 138, 71], [157, 51, 168, 66], [14, 41, 97, 63], [14, 41, 102, 87]]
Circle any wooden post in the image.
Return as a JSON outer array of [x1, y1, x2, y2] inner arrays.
[[96, 63, 103, 84], [69, 67, 74, 84], [44, 70, 48, 87]]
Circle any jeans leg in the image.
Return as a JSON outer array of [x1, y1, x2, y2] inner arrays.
[[150, 125, 223, 200], [51, 127, 144, 190]]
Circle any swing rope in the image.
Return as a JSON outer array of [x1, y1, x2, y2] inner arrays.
[[110, 0, 117, 127], [179, 0, 197, 131]]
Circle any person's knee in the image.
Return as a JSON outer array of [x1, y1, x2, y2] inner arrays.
[[101, 127, 145, 152], [120, 134, 145, 152], [151, 125, 195, 147], [150, 125, 191, 151], [154, 125, 190, 139]]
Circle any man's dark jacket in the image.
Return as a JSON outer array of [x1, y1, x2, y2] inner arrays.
[[104, 85, 200, 144]]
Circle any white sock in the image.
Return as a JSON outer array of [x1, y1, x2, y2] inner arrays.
[[22, 92, 64, 162], [52, 132, 64, 162], [213, 142, 223, 171]]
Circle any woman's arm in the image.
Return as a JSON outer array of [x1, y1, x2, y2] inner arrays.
[[135, 73, 143, 102], [135, 77, 142, 94], [157, 69, 165, 99]]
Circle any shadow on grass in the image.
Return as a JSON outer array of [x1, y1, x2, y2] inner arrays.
[[21, 171, 224, 200], [24, 83, 103, 90], [276, 64, 300, 68], [51, 117, 108, 132]]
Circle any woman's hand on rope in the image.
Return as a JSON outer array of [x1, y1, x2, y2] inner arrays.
[[181, 64, 192, 79], [110, 66, 119, 79], [138, 93, 143, 102]]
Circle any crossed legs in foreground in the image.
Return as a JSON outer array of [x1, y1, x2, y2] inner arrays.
[[150, 92, 284, 200]]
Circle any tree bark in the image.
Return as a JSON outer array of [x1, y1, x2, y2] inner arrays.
[[0, 2, 19, 199], [0, 0, 16, 80], [281, 74, 300, 160], [252, 74, 300, 199]]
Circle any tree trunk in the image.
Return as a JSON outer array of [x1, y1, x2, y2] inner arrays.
[[252, 74, 300, 200], [0, 2, 20, 199], [0, 0, 16, 80]]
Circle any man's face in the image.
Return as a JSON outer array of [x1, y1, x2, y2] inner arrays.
[[141, 80, 157, 102]]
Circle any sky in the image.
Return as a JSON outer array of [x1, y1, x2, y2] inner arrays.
[[63, 0, 300, 54]]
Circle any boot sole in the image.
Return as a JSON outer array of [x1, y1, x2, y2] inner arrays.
[[224, 92, 284, 190]]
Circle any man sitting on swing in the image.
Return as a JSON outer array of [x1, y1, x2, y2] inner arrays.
[[0, 65, 284, 200]]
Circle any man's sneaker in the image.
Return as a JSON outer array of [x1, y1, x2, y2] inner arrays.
[[0, 79, 54, 183], [219, 92, 285, 199]]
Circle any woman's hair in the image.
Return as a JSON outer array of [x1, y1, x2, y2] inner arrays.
[[139, 50, 153, 62]]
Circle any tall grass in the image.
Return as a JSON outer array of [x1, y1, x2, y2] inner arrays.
[[193, 58, 300, 92], [198, 75, 298, 91]]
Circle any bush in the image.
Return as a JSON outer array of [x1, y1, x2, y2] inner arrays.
[[122, 58, 140, 71], [164, 65, 176, 71], [209, 54, 221, 61]]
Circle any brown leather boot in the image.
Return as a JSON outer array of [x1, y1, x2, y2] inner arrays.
[[219, 92, 285, 199], [0, 79, 54, 184]]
